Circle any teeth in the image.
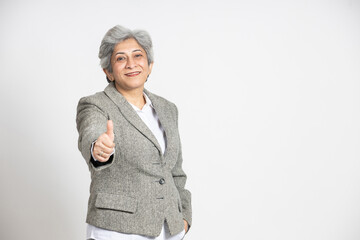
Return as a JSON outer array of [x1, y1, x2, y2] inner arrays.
[[126, 72, 139, 76]]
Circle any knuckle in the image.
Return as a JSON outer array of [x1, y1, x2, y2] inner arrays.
[[95, 141, 103, 148]]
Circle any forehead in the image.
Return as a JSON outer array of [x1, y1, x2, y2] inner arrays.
[[113, 38, 145, 54]]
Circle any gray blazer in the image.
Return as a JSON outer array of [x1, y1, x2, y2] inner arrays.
[[76, 82, 192, 237]]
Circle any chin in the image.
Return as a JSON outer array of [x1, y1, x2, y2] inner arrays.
[[116, 81, 145, 91]]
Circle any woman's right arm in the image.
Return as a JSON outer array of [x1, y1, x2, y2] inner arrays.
[[76, 96, 114, 168]]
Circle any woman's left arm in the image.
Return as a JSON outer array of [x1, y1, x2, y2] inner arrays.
[[172, 105, 192, 231], [172, 143, 192, 232]]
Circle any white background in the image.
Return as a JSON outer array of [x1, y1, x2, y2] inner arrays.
[[1, 0, 359, 239]]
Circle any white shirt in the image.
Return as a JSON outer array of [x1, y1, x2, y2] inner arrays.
[[87, 93, 185, 240], [128, 92, 167, 155]]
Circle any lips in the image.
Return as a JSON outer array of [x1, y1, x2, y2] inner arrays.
[[125, 71, 141, 77]]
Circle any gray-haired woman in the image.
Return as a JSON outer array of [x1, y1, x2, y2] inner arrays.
[[76, 25, 192, 240]]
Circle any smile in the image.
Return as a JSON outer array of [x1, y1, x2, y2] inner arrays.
[[125, 71, 141, 77]]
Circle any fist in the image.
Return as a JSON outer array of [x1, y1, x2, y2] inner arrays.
[[93, 120, 115, 162]]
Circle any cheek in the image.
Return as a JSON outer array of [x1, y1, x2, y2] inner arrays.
[[138, 58, 149, 67], [141, 63, 151, 72], [112, 63, 126, 74]]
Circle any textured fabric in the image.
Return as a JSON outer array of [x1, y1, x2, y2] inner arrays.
[[76, 82, 192, 237], [128, 92, 167, 155], [90, 92, 165, 162], [87, 92, 168, 238]]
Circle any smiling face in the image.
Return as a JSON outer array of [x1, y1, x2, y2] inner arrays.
[[104, 38, 153, 94]]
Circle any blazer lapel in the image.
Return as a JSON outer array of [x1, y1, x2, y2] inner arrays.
[[144, 89, 173, 157], [103, 83, 162, 154]]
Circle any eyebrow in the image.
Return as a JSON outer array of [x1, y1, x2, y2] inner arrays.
[[115, 49, 143, 56]]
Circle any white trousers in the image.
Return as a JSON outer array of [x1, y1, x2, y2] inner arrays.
[[86, 222, 186, 240]]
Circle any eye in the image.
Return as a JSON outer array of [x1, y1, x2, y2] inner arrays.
[[134, 54, 143, 58], [116, 56, 125, 61]]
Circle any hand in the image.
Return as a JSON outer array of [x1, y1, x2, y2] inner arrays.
[[93, 120, 115, 162], [184, 219, 189, 233]]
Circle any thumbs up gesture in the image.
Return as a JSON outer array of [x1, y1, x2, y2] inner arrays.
[[94, 120, 115, 162]]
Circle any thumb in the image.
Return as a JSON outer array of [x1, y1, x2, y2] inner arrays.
[[106, 120, 114, 140]]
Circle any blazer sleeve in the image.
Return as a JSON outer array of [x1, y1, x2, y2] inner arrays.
[[172, 105, 192, 228], [76, 95, 113, 170]]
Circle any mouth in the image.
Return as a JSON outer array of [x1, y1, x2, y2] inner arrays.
[[125, 71, 141, 77]]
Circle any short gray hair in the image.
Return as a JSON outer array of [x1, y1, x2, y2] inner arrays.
[[98, 25, 154, 82]]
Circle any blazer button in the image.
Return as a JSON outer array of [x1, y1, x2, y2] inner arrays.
[[159, 178, 165, 185]]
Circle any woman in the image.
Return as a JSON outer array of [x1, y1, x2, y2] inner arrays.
[[76, 25, 192, 240]]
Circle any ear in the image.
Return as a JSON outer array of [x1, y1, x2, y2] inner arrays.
[[103, 68, 114, 82], [148, 62, 154, 75]]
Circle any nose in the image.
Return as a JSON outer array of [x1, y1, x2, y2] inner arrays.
[[126, 57, 136, 69]]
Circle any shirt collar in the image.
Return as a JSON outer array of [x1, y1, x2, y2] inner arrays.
[[129, 92, 153, 112]]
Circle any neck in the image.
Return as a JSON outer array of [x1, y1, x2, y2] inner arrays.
[[115, 84, 146, 109]]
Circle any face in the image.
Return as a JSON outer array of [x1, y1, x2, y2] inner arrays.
[[104, 38, 153, 93]]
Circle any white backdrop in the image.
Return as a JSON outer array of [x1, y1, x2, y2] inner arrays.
[[1, 0, 359, 239]]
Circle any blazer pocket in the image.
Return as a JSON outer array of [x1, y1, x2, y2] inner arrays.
[[95, 193, 137, 213]]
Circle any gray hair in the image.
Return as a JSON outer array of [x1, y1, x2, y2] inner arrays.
[[98, 25, 154, 82]]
